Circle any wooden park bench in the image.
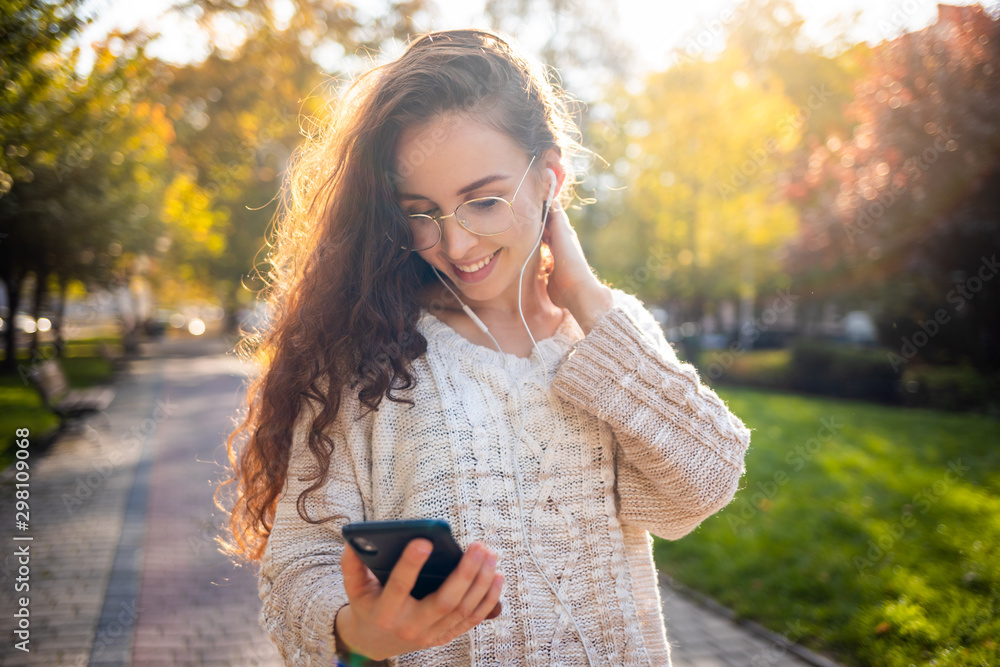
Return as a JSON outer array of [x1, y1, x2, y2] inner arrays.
[[97, 341, 126, 376], [27, 359, 116, 433]]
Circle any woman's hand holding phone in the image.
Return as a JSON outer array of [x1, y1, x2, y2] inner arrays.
[[335, 539, 503, 661]]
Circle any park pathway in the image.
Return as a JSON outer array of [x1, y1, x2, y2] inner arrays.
[[0, 334, 836, 666]]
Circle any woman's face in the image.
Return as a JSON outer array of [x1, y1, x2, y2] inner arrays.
[[392, 112, 556, 309]]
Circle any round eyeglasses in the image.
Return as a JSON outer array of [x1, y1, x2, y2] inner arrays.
[[389, 154, 537, 252]]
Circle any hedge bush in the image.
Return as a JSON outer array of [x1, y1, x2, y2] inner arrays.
[[700, 339, 998, 413], [900, 363, 1000, 413], [786, 340, 899, 403]]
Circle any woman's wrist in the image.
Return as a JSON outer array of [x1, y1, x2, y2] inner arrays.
[[568, 280, 614, 335], [334, 605, 379, 665]]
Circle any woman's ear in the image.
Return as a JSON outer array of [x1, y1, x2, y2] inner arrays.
[[538, 149, 566, 201], [544, 168, 558, 203]]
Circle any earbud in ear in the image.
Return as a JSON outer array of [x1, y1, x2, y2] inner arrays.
[[544, 168, 558, 204]]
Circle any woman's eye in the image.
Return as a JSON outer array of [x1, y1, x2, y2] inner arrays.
[[467, 199, 500, 212]]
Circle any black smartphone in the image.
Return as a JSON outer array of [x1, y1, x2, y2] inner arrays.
[[342, 519, 464, 599]]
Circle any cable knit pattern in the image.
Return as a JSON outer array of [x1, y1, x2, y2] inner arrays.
[[257, 288, 752, 666]]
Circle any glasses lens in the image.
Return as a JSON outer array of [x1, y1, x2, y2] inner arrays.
[[404, 215, 440, 251], [456, 198, 515, 236]]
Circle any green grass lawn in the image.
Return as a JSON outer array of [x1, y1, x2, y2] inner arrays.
[[0, 337, 119, 470], [655, 386, 1000, 666]]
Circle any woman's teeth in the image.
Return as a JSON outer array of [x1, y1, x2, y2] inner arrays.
[[455, 251, 497, 273]]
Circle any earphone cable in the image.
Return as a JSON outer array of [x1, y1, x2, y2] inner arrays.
[[429, 189, 595, 666]]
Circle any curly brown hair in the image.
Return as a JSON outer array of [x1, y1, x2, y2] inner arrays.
[[216, 28, 592, 563]]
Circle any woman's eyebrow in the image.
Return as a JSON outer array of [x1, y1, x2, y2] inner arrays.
[[397, 173, 510, 201]]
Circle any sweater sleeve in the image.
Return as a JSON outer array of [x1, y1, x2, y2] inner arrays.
[[257, 394, 381, 665], [550, 290, 751, 540]]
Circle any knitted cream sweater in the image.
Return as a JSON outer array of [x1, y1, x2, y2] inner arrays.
[[258, 288, 752, 666]]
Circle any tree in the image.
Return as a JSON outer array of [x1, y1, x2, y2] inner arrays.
[[785, 4, 1000, 369], [1, 3, 174, 369], [579, 0, 864, 363], [149, 1, 433, 326], [587, 47, 800, 337]]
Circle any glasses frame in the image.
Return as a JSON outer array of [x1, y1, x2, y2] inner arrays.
[[392, 153, 537, 252]]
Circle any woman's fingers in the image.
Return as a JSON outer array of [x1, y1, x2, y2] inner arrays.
[[381, 538, 434, 602], [454, 549, 498, 617], [485, 598, 502, 620], [341, 541, 381, 600], [425, 542, 487, 615], [425, 545, 502, 638], [475, 573, 504, 621], [434, 572, 505, 645]]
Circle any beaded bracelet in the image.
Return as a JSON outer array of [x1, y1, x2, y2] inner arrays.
[[337, 652, 380, 667]]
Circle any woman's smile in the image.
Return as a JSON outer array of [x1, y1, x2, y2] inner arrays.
[[450, 248, 501, 282]]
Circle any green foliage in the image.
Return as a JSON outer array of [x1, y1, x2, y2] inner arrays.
[[153, 31, 327, 307], [579, 0, 862, 346], [703, 342, 1000, 413], [901, 364, 1000, 413], [0, 2, 176, 371], [701, 347, 791, 390], [0, 0, 436, 368], [587, 46, 802, 307], [0, 0, 88, 193], [787, 340, 899, 403], [656, 387, 1000, 666]]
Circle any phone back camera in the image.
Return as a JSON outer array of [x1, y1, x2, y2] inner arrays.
[[351, 537, 379, 554]]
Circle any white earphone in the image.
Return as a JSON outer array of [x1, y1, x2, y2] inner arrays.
[[428, 165, 596, 665], [544, 167, 558, 205]]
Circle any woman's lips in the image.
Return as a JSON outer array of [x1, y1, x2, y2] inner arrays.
[[451, 249, 500, 283]]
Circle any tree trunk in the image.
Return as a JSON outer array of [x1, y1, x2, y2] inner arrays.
[[28, 269, 46, 360], [1, 269, 25, 374], [53, 273, 68, 357]]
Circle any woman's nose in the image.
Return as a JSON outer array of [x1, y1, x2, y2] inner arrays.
[[439, 216, 480, 259]]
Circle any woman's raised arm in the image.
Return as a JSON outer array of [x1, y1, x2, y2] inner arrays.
[[550, 289, 752, 540]]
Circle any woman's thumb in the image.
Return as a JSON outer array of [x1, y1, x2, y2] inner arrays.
[[341, 543, 377, 598]]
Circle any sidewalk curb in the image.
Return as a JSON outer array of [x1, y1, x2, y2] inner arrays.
[[660, 573, 845, 667]]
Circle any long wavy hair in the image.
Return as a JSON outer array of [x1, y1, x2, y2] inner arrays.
[[216, 28, 592, 563]]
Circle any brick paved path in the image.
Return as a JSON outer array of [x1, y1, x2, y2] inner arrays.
[[0, 345, 163, 666], [0, 334, 837, 667], [659, 578, 830, 667], [127, 341, 280, 667]]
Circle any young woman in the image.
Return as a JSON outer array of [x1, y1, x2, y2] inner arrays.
[[219, 28, 752, 667]]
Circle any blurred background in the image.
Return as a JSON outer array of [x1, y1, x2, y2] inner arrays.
[[1, 0, 998, 665]]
